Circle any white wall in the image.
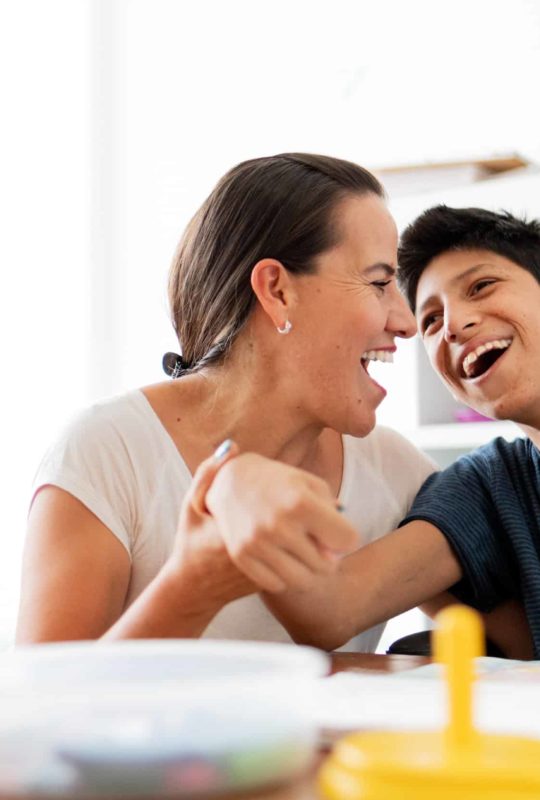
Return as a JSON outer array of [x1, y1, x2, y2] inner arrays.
[[0, 1, 92, 645], [87, 0, 540, 397]]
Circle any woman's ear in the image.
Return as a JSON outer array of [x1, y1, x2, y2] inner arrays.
[[250, 259, 296, 329]]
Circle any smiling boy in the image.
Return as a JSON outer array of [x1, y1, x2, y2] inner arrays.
[[395, 205, 540, 656], [399, 206, 540, 430]]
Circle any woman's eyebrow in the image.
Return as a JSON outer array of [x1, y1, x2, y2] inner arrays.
[[363, 262, 396, 277]]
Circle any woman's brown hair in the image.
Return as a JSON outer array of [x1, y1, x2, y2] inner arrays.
[[167, 153, 384, 374]]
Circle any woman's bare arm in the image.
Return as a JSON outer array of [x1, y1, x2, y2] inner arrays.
[[17, 452, 256, 643], [17, 449, 354, 644], [17, 487, 132, 642]]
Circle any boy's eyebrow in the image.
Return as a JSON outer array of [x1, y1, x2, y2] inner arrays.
[[417, 263, 493, 315], [363, 262, 396, 276]]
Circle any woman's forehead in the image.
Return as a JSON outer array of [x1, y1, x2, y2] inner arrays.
[[333, 195, 398, 259]]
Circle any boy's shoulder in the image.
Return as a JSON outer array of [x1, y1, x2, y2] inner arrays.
[[461, 435, 534, 472]]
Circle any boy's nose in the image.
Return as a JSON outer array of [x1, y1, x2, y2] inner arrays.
[[444, 317, 477, 343]]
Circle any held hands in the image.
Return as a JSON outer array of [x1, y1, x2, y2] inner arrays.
[[204, 446, 360, 593], [172, 439, 359, 620]]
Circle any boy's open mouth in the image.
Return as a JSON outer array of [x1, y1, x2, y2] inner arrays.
[[461, 338, 512, 380]]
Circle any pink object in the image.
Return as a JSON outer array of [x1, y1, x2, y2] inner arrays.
[[454, 407, 493, 423]]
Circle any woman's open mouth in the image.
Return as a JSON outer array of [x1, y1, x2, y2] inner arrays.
[[361, 349, 394, 370], [360, 350, 394, 394]]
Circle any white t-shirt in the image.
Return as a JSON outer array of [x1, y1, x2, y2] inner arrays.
[[32, 390, 436, 651]]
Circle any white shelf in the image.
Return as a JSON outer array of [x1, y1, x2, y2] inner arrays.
[[406, 421, 523, 451]]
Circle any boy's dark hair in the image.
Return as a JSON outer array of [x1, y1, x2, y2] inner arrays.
[[398, 205, 540, 311]]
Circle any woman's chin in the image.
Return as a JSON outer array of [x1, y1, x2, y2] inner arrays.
[[344, 412, 377, 439]]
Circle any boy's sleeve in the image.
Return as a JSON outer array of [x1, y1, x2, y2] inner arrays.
[[399, 453, 514, 612]]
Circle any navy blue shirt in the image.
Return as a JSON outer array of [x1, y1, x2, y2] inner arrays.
[[400, 437, 540, 657]]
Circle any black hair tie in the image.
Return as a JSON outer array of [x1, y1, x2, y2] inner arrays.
[[162, 352, 190, 379]]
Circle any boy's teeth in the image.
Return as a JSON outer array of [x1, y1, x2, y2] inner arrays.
[[362, 350, 394, 363], [462, 338, 512, 377]]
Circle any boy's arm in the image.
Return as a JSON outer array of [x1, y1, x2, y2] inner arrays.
[[263, 520, 462, 650], [206, 452, 534, 657], [205, 454, 461, 649], [421, 592, 534, 660]]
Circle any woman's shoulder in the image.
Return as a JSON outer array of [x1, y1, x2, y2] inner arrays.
[[41, 388, 170, 475], [343, 425, 431, 463], [337, 428, 438, 538], [58, 389, 150, 442], [342, 426, 438, 492]]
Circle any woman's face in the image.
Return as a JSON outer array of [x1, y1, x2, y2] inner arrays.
[[287, 193, 416, 437]]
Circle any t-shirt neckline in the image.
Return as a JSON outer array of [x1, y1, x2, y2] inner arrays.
[[134, 389, 193, 483], [135, 388, 349, 501]]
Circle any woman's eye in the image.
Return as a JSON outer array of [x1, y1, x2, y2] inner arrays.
[[372, 279, 392, 292]]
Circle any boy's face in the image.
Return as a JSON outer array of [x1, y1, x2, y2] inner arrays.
[[415, 248, 540, 426]]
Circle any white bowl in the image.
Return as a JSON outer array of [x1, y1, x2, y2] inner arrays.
[[3, 638, 328, 687], [0, 640, 328, 796]]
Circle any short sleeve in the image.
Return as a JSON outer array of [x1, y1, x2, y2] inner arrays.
[[400, 451, 515, 612], [31, 405, 137, 557]]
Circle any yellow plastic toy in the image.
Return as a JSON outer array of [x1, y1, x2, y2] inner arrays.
[[319, 605, 540, 799]]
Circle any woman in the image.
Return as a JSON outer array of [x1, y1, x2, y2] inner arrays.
[[17, 153, 434, 650]]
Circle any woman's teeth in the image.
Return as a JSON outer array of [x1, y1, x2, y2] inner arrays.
[[462, 338, 512, 378], [361, 350, 394, 364]]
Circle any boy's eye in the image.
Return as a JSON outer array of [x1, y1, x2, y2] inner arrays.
[[471, 279, 496, 295], [421, 313, 440, 333]]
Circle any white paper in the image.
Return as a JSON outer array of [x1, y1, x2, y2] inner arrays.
[[313, 659, 540, 739]]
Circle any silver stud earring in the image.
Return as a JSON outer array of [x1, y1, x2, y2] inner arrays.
[[276, 319, 292, 335]]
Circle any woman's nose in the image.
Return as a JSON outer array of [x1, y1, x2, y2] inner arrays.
[[389, 291, 417, 339]]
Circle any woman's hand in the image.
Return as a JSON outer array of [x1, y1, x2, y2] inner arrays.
[[166, 442, 257, 612], [104, 444, 257, 641], [205, 451, 360, 593]]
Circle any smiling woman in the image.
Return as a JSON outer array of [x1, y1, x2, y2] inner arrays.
[[17, 153, 436, 651]]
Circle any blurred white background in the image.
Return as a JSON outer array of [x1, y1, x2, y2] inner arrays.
[[2, 0, 540, 648]]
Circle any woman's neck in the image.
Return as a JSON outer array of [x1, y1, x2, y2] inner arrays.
[[194, 372, 343, 494], [144, 339, 344, 494], [173, 367, 327, 469]]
